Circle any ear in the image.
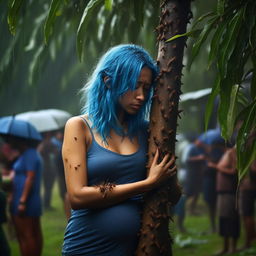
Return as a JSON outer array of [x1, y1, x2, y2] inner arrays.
[[103, 76, 110, 89]]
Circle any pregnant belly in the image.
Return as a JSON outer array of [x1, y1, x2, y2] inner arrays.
[[89, 201, 142, 242]]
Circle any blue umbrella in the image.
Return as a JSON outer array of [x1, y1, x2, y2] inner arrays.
[[0, 116, 42, 141]]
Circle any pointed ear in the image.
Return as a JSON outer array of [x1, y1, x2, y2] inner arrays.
[[103, 76, 110, 89]]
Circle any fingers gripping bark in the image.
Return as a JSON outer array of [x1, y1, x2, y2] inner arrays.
[[148, 148, 177, 187]]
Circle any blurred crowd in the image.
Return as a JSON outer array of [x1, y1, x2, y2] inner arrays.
[[0, 129, 70, 256], [1, 118, 255, 256], [175, 125, 256, 255]]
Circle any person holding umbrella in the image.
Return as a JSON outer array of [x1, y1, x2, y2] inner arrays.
[[0, 117, 43, 256]]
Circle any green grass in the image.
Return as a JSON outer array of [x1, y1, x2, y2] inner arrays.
[[5, 187, 256, 256]]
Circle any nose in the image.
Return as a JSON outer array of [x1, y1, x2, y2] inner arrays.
[[135, 86, 145, 101]]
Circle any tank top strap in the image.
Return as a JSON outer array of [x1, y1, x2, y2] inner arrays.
[[79, 116, 95, 140]]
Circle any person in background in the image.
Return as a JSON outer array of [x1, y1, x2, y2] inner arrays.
[[183, 134, 205, 216], [38, 131, 58, 210], [61, 44, 177, 255], [51, 130, 71, 219], [7, 136, 43, 256], [0, 155, 11, 256], [238, 131, 256, 250], [198, 128, 226, 233], [209, 146, 240, 255]]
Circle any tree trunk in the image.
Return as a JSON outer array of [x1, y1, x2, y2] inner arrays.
[[136, 1, 191, 255]]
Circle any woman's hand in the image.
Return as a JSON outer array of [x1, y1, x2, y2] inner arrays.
[[18, 202, 26, 215], [147, 148, 176, 188]]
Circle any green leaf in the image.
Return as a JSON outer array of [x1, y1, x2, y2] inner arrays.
[[217, 0, 225, 16], [7, 0, 24, 35], [77, 0, 104, 62], [165, 29, 202, 43], [189, 17, 217, 68], [134, 0, 144, 27], [191, 12, 215, 30], [226, 84, 239, 139], [218, 78, 233, 140], [208, 19, 226, 68], [251, 56, 256, 100], [218, 9, 243, 77], [237, 89, 249, 108], [44, 0, 63, 44], [105, 0, 113, 11], [204, 76, 220, 131], [237, 100, 256, 180], [28, 45, 44, 85]]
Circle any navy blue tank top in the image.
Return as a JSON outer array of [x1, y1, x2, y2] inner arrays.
[[62, 118, 148, 256]]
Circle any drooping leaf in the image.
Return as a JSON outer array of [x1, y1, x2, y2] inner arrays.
[[166, 29, 202, 43], [251, 56, 256, 100], [226, 84, 239, 139], [28, 45, 44, 85], [44, 0, 63, 44], [104, 0, 113, 11], [77, 0, 104, 62], [217, 0, 225, 16], [204, 76, 220, 131], [7, 0, 24, 35], [218, 78, 233, 140], [236, 100, 256, 180], [208, 19, 226, 68], [218, 8, 243, 77], [189, 16, 218, 68], [191, 11, 215, 30]]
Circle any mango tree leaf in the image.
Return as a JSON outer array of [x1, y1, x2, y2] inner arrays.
[[217, 0, 225, 16], [166, 29, 202, 43], [236, 100, 256, 180], [218, 8, 243, 77], [189, 17, 218, 68], [7, 0, 24, 35], [226, 84, 239, 139], [28, 44, 44, 85], [77, 0, 104, 62], [218, 78, 233, 140], [105, 0, 113, 11], [191, 11, 215, 30], [208, 19, 226, 68], [204, 76, 220, 131], [251, 56, 256, 100], [44, 0, 63, 44]]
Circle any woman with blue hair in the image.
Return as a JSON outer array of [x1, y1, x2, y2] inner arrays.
[[62, 44, 176, 255]]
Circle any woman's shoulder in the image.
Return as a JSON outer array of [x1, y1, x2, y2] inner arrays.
[[65, 115, 90, 130], [64, 115, 92, 142]]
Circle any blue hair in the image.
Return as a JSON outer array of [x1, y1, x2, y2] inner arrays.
[[80, 44, 158, 142]]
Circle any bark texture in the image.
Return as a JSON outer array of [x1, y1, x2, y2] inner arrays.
[[136, 1, 191, 255]]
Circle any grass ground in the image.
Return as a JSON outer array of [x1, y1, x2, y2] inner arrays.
[[5, 185, 256, 256]]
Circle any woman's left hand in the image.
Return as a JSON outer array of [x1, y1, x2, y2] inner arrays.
[[18, 202, 26, 215]]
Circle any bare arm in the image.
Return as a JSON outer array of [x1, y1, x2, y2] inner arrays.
[[216, 148, 236, 175], [18, 171, 35, 213], [62, 117, 175, 210]]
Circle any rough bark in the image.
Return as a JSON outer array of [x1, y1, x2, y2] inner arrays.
[[136, 0, 191, 255]]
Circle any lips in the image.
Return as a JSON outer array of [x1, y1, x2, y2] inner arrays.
[[131, 104, 142, 110]]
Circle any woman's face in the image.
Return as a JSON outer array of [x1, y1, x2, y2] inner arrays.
[[118, 67, 153, 116]]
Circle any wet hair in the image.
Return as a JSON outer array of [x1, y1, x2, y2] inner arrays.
[[80, 44, 158, 141]]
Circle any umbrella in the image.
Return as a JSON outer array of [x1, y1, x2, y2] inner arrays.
[[0, 116, 42, 141], [15, 109, 71, 132], [37, 109, 71, 128], [180, 88, 212, 102]]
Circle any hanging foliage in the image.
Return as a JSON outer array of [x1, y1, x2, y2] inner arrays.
[[167, 0, 256, 180]]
